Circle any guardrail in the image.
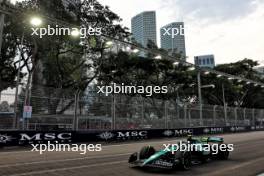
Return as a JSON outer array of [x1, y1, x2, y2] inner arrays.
[[1, 125, 264, 147]]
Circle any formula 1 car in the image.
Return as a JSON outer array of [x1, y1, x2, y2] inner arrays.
[[128, 136, 230, 170]]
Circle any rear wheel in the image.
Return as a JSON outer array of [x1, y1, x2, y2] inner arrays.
[[139, 146, 156, 159], [179, 152, 192, 170], [217, 150, 229, 160]]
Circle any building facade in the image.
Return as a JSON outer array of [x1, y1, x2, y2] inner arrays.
[[131, 11, 157, 47], [194, 55, 215, 68], [254, 66, 264, 78], [160, 22, 186, 60]]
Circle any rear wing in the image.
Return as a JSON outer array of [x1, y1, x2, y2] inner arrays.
[[187, 135, 224, 143], [207, 137, 224, 143]]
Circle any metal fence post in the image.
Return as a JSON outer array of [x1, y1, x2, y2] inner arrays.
[[243, 108, 246, 125], [224, 104, 227, 126], [261, 110, 264, 126], [252, 109, 255, 126], [111, 94, 116, 130], [73, 90, 80, 131], [234, 107, 238, 126], [184, 105, 187, 127], [199, 104, 203, 126], [213, 105, 217, 126], [141, 96, 144, 128], [164, 100, 168, 129]]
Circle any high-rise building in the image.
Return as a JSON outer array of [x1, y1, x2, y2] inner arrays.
[[194, 55, 215, 68], [62, 0, 81, 7], [131, 11, 157, 47], [160, 22, 186, 59], [254, 66, 264, 78], [160, 22, 186, 60]]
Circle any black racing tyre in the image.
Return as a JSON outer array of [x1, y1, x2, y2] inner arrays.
[[217, 150, 229, 160], [200, 151, 212, 163], [179, 152, 192, 170], [139, 146, 156, 159], [128, 152, 138, 163]]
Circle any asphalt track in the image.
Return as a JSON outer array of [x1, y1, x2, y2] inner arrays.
[[0, 131, 264, 176]]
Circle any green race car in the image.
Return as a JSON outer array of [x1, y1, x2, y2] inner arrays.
[[128, 136, 230, 170]]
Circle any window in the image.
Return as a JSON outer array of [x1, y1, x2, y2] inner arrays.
[[210, 58, 214, 65], [207, 58, 210, 64]]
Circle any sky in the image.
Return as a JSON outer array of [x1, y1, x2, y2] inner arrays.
[[11, 0, 264, 65], [98, 0, 264, 65]]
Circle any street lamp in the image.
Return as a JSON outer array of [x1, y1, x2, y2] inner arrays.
[[30, 17, 42, 26], [105, 41, 114, 47], [13, 17, 43, 129], [154, 55, 162, 60], [201, 84, 215, 89], [125, 46, 131, 52], [188, 66, 195, 71], [173, 61, 179, 66], [204, 71, 210, 75], [71, 29, 80, 37], [132, 48, 139, 54]]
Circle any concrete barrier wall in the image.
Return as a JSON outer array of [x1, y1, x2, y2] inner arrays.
[[1, 126, 264, 147]]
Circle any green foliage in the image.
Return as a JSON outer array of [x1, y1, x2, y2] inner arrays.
[[98, 50, 264, 108]]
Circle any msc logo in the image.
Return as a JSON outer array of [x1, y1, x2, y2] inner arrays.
[[19, 133, 72, 141], [0, 134, 14, 143], [203, 128, 223, 134], [117, 131, 147, 138], [163, 129, 192, 137], [98, 131, 147, 140], [98, 132, 115, 140], [230, 126, 246, 132]]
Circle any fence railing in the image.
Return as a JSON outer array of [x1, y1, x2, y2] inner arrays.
[[0, 85, 264, 131]]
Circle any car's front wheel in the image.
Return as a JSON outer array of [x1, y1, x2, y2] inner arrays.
[[128, 152, 138, 163], [217, 150, 229, 160], [179, 152, 192, 170], [139, 146, 156, 159]]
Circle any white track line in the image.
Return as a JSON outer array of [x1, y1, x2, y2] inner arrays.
[[3, 160, 127, 176], [205, 157, 264, 176], [0, 152, 131, 168]]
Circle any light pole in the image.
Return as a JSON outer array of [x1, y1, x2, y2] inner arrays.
[[0, 3, 3, 102], [0, 0, 6, 53], [13, 17, 42, 129], [197, 70, 215, 126], [222, 84, 228, 125], [13, 31, 24, 129], [197, 71, 203, 126], [0, 13, 4, 53]]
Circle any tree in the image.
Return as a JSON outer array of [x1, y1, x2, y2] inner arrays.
[[202, 59, 264, 108], [2, 0, 129, 114], [98, 50, 264, 109]]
